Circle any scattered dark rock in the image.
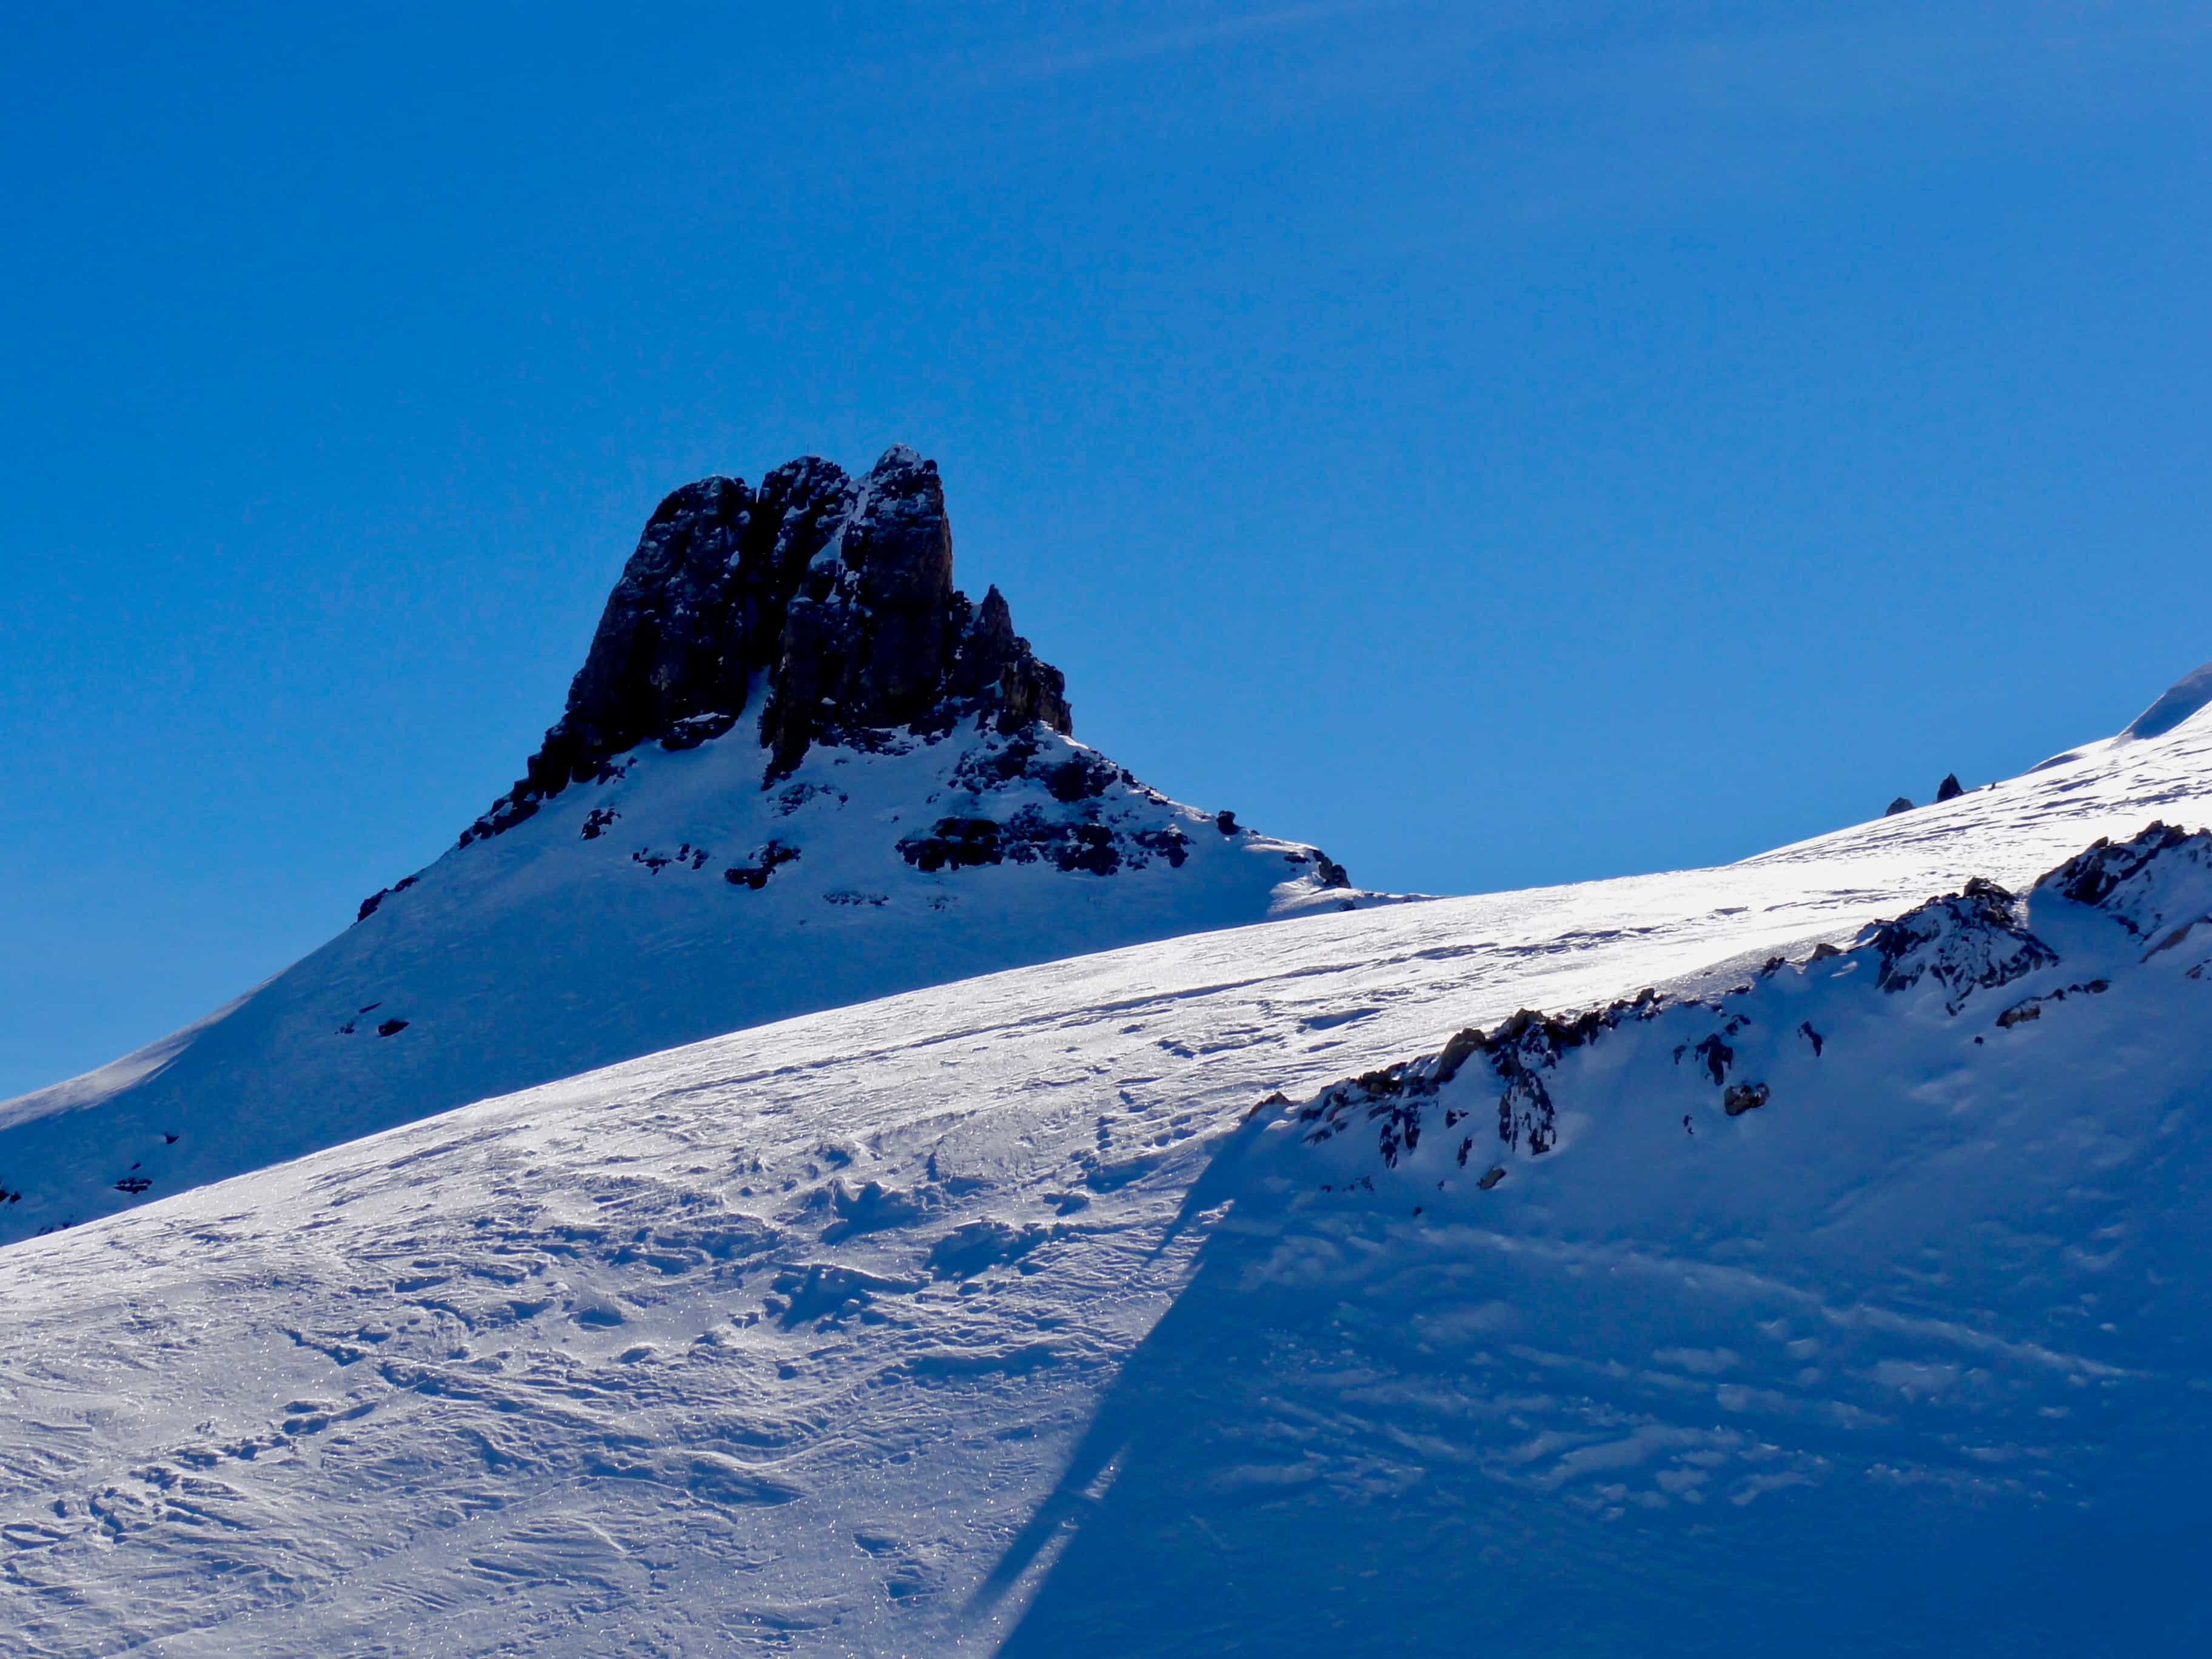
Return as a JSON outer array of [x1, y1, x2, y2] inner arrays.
[[1301, 999, 1641, 1165], [1723, 1081, 1770, 1117], [723, 840, 800, 890], [897, 808, 1139, 877], [1288, 837, 2212, 1199], [1691, 1033, 1734, 1086], [376, 1019, 409, 1037], [2034, 822, 2207, 934], [899, 817, 1003, 873], [1935, 773, 1965, 802], [114, 1175, 152, 1195], [354, 875, 419, 923], [1885, 796, 1915, 817], [1432, 1027, 1487, 1084], [1860, 877, 2057, 1013], [1216, 809, 1239, 835], [659, 712, 738, 752], [948, 733, 1038, 790], [1996, 979, 2111, 1029], [1476, 1166, 1506, 1191], [1042, 752, 1118, 803], [581, 807, 619, 840], [1131, 826, 1190, 868]]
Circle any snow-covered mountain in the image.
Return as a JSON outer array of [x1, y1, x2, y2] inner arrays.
[[0, 663, 2207, 1656], [0, 447, 1389, 1245]]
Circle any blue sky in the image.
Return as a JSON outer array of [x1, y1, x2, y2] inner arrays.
[[4, 1, 2210, 1096]]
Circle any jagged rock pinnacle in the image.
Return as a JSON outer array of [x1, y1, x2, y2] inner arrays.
[[462, 447, 1071, 845]]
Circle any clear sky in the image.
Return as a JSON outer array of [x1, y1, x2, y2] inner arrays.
[[4, 1, 2210, 1098]]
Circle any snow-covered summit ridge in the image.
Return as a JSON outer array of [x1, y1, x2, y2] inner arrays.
[[2123, 658, 2212, 742], [0, 450, 1392, 1247], [1276, 820, 2212, 1196], [2025, 656, 2212, 772]]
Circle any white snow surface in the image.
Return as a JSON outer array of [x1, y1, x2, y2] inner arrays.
[[2, 685, 2211, 1655], [2123, 655, 2212, 739], [0, 715, 1389, 1245]]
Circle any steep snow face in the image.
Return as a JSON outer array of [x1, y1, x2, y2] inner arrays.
[[0, 679, 2208, 1656], [0, 712, 1386, 1245]]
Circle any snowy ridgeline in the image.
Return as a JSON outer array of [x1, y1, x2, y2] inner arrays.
[[1278, 820, 2212, 1198], [0, 688, 2207, 1655], [0, 713, 1389, 1247]]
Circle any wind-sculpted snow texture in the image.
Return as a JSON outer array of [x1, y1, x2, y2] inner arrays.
[[0, 449, 1382, 1245], [0, 673, 2208, 1655]]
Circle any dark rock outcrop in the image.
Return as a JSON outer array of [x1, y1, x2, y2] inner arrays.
[[1861, 876, 2057, 1013], [1722, 1081, 1769, 1116], [1885, 796, 1914, 817], [355, 874, 420, 924], [1936, 773, 1965, 802], [2032, 820, 2204, 932], [461, 447, 1071, 846], [1280, 824, 2212, 1196]]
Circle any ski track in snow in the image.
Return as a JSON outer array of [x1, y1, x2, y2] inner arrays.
[[0, 703, 2208, 1654]]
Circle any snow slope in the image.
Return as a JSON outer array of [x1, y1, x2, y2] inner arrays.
[[0, 712, 1387, 1246], [1, 674, 2208, 1655]]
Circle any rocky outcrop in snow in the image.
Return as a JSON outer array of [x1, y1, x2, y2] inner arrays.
[[1284, 821, 2212, 1189], [0, 446, 1389, 1247], [463, 447, 1071, 844]]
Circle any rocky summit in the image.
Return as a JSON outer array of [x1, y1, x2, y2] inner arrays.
[[0, 445, 1393, 1246], [464, 446, 1071, 845]]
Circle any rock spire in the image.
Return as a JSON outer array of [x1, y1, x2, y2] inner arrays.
[[463, 447, 1071, 845]]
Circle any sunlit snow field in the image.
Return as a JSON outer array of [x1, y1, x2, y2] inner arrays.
[[1, 689, 2209, 1655]]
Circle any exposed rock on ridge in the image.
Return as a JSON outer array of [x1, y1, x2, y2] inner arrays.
[[1284, 820, 2212, 1186], [463, 447, 1071, 845]]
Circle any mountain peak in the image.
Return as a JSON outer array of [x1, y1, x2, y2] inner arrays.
[[464, 447, 1069, 845], [2123, 659, 2212, 743]]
